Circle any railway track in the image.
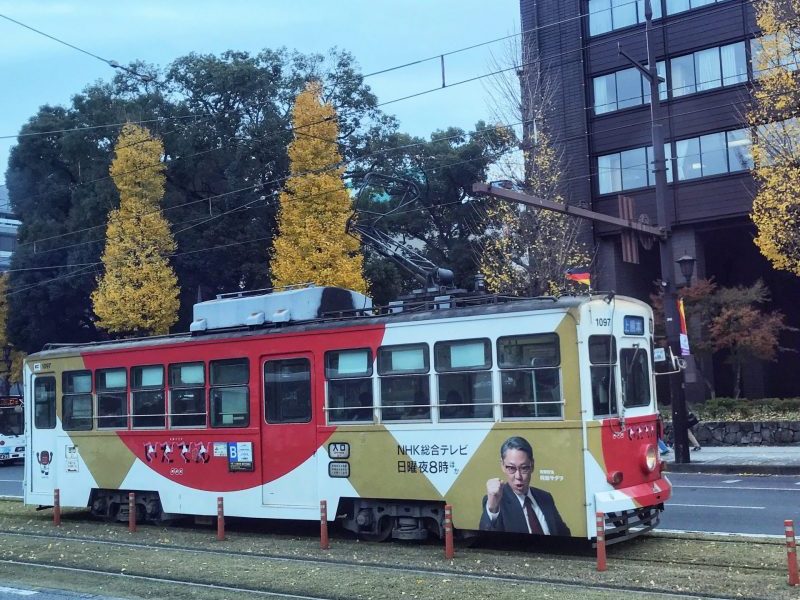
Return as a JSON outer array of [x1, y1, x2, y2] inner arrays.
[[0, 518, 792, 600]]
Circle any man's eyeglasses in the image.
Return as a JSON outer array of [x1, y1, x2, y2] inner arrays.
[[503, 464, 532, 475]]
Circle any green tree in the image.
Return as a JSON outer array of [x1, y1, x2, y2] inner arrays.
[[271, 81, 367, 292], [748, 0, 800, 277], [92, 124, 179, 335], [6, 48, 390, 350]]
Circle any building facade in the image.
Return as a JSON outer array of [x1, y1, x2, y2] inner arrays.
[[520, 0, 800, 398], [0, 186, 19, 272]]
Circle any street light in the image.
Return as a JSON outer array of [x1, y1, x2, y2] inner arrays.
[[1, 345, 12, 396], [676, 254, 696, 287]]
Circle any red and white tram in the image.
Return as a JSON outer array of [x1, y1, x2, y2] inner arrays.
[[24, 286, 670, 542]]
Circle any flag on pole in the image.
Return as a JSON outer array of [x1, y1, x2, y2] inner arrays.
[[565, 267, 591, 287], [677, 297, 691, 356]]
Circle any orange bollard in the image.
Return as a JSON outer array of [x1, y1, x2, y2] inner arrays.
[[444, 504, 454, 560], [128, 492, 136, 533], [785, 520, 799, 586], [217, 497, 225, 541], [596, 511, 607, 572], [53, 488, 61, 527], [320, 500, 329, 550]]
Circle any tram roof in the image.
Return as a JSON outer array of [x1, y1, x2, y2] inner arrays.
[[28, 292, 647, 360]]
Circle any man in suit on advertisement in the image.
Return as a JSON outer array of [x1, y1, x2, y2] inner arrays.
[[479, 435, 571, 536]]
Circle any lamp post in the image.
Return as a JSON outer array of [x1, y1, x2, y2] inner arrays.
[[676, 255, 696, 287], [1, 345, 12, 396]]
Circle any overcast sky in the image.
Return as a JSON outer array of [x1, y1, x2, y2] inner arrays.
[[0, 1, 520, 185]]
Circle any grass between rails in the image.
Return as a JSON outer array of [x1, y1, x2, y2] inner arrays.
[[0, 500, 794, 600]]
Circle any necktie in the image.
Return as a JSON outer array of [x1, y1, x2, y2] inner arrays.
[[523, 495, 544, 534]]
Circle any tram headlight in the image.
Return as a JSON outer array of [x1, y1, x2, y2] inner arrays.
[[641, 444, 658, 473]]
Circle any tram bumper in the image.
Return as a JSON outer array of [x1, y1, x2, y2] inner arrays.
[[593, 476, 671, 543]]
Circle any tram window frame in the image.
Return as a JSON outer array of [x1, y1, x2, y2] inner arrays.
[[96, 368, 128, 429], [497, 334, 563, 419], [62, 370, 93, 431], [265, 357, 312, 424], [620, 347, 652, 408], [210, 358, 249, 428], [377, 343, 430, 421], [168, 362, 207, 428], [590, 335, 618, 417], [130, 365, 166, 429], [434, 339, 493, 420], [325, 349, 373, 424], [34, 376, 56, 429]]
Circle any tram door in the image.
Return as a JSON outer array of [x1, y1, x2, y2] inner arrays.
[[260, 353, 318, 509], [29, 374, 57, 496]]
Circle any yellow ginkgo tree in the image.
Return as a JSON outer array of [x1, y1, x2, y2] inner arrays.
[[748, 0, 800, 277], [92, 123, 179, 335], [270, 81, 368, 294]]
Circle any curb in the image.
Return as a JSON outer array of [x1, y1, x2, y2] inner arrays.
[[665, 463, 800, 476]]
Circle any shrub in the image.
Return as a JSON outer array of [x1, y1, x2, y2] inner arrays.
[[661, 397, 800, 422]]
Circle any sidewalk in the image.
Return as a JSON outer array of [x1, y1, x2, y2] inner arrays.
[[664, 445, 800, 475]]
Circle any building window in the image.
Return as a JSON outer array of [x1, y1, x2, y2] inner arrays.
[[588, 0, 662, 37], [210, 358, 249, 427], [665, 0, 730, 16], [377, 344, 430, 421], [590, 335, 618, 416], [131, 365, 165, 429], [265, 358, 311, 424], [593, 63, 666, 114], [62, 370, 92, 431], [169, 362, 206, 428], [34, 376, 56, 430], [96, 368, 127, 429], [675, 128, 752, 180], [597, 144, 673, 194], [752, 33, 800, 78], [434, 339, 493, 420], [0, 235, 16, 252], [497, 334, 562, 419], [670, 42, 747, 97], [325, 349, 373, 423]]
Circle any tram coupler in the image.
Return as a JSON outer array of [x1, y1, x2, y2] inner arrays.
[[785, 520, 799, 586]]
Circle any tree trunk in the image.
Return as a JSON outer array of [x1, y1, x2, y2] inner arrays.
[[732, 360, 742, 400]]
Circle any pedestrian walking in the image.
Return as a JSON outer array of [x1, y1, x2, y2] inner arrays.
[[686, 410, 702, 451]]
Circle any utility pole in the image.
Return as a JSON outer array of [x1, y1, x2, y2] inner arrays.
[[619, 0, 690, 463]]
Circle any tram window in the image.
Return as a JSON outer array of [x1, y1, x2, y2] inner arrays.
[[498, 334, 562, 419], [130, 366, 165, 428], [169, 362, 206, 428], [621, 347, 651, 408], [210, 358, 249, 427], [378, 344, 430, 421], [62, 370, 92, 431], [265, 358, 311, 424], [325, 349, 373, 423], [434, 339, 492, 420], [34, 377, 56, 429], [96, 368, 127, 429], [590, 335, 618, 416]]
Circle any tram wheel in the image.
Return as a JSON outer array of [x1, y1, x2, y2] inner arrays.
[[358, 516, 394, 542]]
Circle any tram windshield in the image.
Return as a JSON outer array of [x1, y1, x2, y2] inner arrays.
[[621, 347, 651, 408], [0, 408, 23, 436]]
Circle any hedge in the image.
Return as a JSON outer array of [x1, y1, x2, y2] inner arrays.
[[660, 397, 800, 422]]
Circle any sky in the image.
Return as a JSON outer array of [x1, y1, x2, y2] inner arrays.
[[0, 1, 521, 186]]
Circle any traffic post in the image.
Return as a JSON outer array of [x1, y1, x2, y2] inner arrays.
[[53, 488, 61, 527], [320, 500, 329, 550], [128, 492, 136, 533], [596, 512, 607, 572], [444, 504, 454, 559], [786, 520, 799, 586], [217, 497, 225, 541]]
